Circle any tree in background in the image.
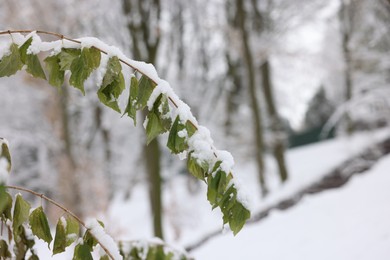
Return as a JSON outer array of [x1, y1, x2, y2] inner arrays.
[[122, 0, 164, 239], [304, 86, 335, 130]]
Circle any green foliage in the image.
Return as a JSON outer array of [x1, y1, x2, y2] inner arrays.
[[136, 75, 156, 110], [145, 94, 172, 144], [53, 218, 67, 254], [0, 187, 12, 219], [0, 239, 12, 258], [58, 48, 81, 71], [0, 43, 23, 77], [123, 75, 139, 124], [0, 141, 11, 172], [13, 194, 31, 237], [44, 54, 64, 88], [187, 152, 208, 181], [29, 206, 53, 246], [167, 117, 187, 154], [206, 163, 250, 235], [0, 34, 251, 258], [119, 243, 190, 260], [73, 244, 93, 260], [98, 56, 125, 112], [69, 47, 101, 94], [19, 37, 46, 79]]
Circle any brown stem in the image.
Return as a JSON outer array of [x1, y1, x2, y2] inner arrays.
[[0, 30, 180, 111], [5, 185, 116, 260], [0, 30, 215, 152]]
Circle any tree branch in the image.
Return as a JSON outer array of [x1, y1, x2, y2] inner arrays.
[[5, 185, 116, 260]]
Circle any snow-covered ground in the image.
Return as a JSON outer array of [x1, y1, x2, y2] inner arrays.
[[33, 127, 390, 259], [193, 153, 390, 260], [106, 128, 390, 246]]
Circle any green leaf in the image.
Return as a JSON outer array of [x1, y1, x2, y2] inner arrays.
[[146, 112, 164, 145], [1, 141, 12, 172], [58, 48, 81, 71], [69, 47, 101, 94], [187, 153, 207, 181], [167, 116, 188, 154], [0, 240, 11, 259], [186, 121, 197, 138], [53, 218, 66, 255], [144, 245, 165, 260], [29, 253, 39, 260], [13, 194, 31, 234], [136, 75, 156, 110], [97, 56, 125, 112], [29, 206, 53, 246], [100, 256, 110, 260], [229, 202, 251, 235], [0, 43, 23, 77], [145, 94, 172, 144], [0, 187, 12, 220], [73, 244, 93, 260], [19, 37, 46, 80], [44, 54, 64, 88], [123, 75, 138, 125], [65, 216, 79, 246], [129, 247, 142, 259], [155, 94, 172, 130]]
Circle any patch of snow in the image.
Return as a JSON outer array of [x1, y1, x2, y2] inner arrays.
[[85, 218, 122, 260]]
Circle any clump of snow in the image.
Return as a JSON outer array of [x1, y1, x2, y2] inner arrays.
[[215, 150, 234, 173], [0, 158, 9, 184], [96, 54, 109, 87], [177, 129, 188, 139], [0, 138, 10, 184], [187, 126, 215, 167], [85, 219, 122, 260], [0, 40, 12, 59], [147, 85, 164, 110], [11, 33, 27, 45], [143, 116, 149, 129]]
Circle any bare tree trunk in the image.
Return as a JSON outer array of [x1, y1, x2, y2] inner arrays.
[[260, 60, 288, 182], [340, 0, 354, 135], [58, 85, 83, 218], [224, 54, 242, 135], [122, 0, 164, 239], [234, 0, 268, 196], [144, 138, 163, 238]]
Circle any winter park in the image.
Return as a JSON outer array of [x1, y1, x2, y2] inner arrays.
[[0, 0, 390, 259]]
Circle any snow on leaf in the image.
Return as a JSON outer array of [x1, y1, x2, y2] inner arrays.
[[0, 43, 23, 77], [19, 37, 46, 80], [123, 75, 138, 125], [97, 56, 125, 112]]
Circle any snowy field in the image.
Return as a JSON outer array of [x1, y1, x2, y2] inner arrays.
[[193, 153, 390, 260], [34, 128, 390, 259]]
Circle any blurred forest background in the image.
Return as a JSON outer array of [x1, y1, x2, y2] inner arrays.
[[0, 0, 389, 256]]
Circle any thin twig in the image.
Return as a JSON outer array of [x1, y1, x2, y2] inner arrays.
[[0, 30, 210, 152], [5, 185, 116, 260], [0, 30, 182, 116]]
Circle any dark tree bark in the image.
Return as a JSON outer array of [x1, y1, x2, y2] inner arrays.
[[339, 0, 355, 135], [122, 0, 164, 239], [58, 85, 83, 218], [260, 60, 288, 182], [234, 0, 268, 196]]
